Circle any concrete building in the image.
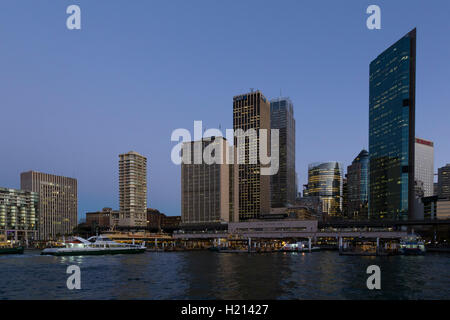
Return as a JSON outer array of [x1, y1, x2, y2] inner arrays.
[[270, 97, 296, 207], [21, 171, 77, 240], [306, 162, 344, 217], [119, 151, 147, 228], [86, 208, 119, 230], [181, 136, 239, 225], [438, 164, 450, 199], [369, 29, 416, 220], [0, 187, 39, 243], [233, 90, 271, 220], [415, 138, 434, 197]]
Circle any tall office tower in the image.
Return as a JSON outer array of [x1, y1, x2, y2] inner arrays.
[[0, 187, 39, 242], [20, 171, 77, 240], [181, 137, 239, 225], [307, 162, 344, 217], [270, 97, 296, 208], [342, 176, 348, 217], [438, 164, 450, 199], [415, 138, 434, 197], [347, 150, 369, 219], [119, 151, 147, 228], [369, 29, 416, 220], [233, 90, 271, 220]]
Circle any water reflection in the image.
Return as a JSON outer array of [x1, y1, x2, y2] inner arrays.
[[0, 251, 448, 299]]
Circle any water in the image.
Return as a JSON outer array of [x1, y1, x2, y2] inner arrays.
[[0, 250, 449, 299]]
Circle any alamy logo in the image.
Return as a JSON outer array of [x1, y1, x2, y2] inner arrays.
[[66, 265, 81, 290], [66, 5, 81, 30], [366, 265, 381, 290], [171, 121, 279, 175], [366, 5, 381, 30]]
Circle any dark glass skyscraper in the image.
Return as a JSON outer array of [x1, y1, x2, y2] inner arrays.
[[270, 97, 296, 208], [438, 164, 450, 200], [347, 150, 369, 219], [369, 29, 416, 220]]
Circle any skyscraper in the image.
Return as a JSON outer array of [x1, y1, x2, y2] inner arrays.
[[347, 150, 369, 219], [20, 171, 77, 240], [270, 97, 296, 208], [415, 138, 434, 197], [369, 29, 416, 220], [181, 136, 239, 225], [438, 164, 450, 200], [307, 162, 344, 217], [233, 90, 271, 220], [119, 151, 147, 228]]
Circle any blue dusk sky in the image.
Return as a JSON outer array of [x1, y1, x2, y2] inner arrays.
[[0, 0, 449, 220]]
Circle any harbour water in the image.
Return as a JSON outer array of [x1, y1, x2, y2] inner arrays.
[[0, 250, 449, 300]]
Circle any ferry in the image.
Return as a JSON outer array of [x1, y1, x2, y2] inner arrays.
[[0, 242, 24, 255], [399, 234, 426, 255], [41, 235, 146, 256], [279, 241, 320, 253]]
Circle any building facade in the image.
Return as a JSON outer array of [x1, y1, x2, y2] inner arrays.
[[347, 150, 369, 219], [86, 208, 119, 230], [369, 29, 416, 220], [415, 138, 434, 197], [147, 208, 181, 232], [270, 97, 296, 207], [21, 171, 77, 240], [438, 164, 450, 199], [436, 200, 450, 220], [119, 151, 147, 228], [181, 136, 239, 225], [233, 90, 271, 220], [307, 162, 344, 217], [0, 187, 39, 242]]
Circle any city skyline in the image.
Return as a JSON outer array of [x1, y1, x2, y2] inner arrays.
[[1, 1, 449, 220]]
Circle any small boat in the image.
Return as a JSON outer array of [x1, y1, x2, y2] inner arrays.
[[41, 235, 146, 256], [0, 243, 24, 255], [279, 241, 320, 253], [399, 234, 426, 255]]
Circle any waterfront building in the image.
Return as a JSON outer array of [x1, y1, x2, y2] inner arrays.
[[0, 187, 39, 242], [369, 29, 416, 220], [307, 162, 344, 217], [436, 200, 450, 220], [422, 196, 438, 220], [233, 90, 271, 220], [181, 136, 239, 225], [86, 208, 119, 230], [119, 151, 147, 228], [147, 208, 181, 233], [438, 164, 450, 199], [415, 138, 434, 197], [347, 150, 369, 219], [21, 171, 77, 240], [270, 97, 296, 207], [228, 220, 317, 237], [295, 196, 322, 217]]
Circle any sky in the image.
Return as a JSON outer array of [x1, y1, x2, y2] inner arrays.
[[0, 0, 449, 221]]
